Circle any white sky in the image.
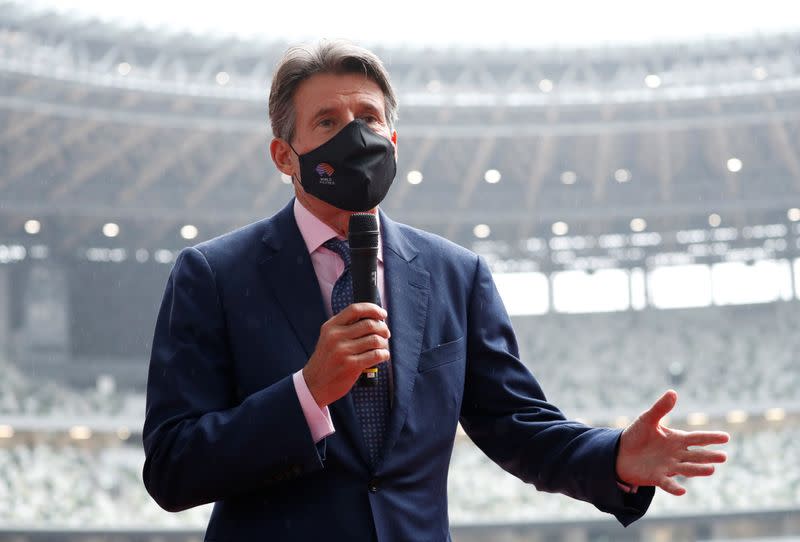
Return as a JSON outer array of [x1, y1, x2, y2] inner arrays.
[[495, 261, 798, 315], [20, 0, 800, 49]]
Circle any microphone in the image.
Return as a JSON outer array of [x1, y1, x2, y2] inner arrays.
[[348, 212, 382, 383], [348, 213, 380, 306]]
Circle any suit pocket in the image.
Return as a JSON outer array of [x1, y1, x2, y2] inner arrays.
[[418, 336, 466, 373]]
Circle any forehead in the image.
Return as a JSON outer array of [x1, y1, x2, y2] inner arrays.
[[292, 72, 385, 118]]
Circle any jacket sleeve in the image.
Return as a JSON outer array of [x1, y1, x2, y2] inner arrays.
[[142, 247, 325, 512], [458, 256, 654, 526]]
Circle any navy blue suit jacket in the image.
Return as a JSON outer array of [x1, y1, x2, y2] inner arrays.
[[142, 199, 653, 541]]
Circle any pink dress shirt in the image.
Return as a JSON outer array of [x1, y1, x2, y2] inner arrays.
[[291, 198, 386, 443]]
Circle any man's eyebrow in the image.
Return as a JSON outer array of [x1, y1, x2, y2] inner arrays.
[[358, 101, 385, 118], [309, 106, 337, 123]]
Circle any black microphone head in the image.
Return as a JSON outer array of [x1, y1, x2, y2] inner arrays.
[[348, 213, 379, 249]]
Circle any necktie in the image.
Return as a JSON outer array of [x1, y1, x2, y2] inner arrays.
[[323, 238, 391, 467]]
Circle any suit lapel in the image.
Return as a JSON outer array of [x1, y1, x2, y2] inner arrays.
[[378, 211, 430, 469], [260, 200, 369, 464], [259, 200, 326, 358]]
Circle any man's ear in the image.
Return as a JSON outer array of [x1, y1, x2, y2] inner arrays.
[[269, 138, 295, 177], [391, 129, 398, 159]]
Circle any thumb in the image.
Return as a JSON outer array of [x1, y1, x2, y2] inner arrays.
[[639, 389, 677, 426]]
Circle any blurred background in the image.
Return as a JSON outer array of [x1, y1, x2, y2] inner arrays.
[[0, 1, 799, 541]]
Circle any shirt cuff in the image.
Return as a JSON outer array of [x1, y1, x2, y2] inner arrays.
[[616, 480, 639, 494], [292, 370, 335, 443]]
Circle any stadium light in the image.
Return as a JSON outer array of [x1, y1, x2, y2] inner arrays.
[[69, 426, 92, 440], [727, 157, 743, 173], [614, 168, 632, 183], [484, 169, 502, 184], [538, 79, 554, 93], [155, 249, 175, 264], [726, 410, 748, 424], [181, 225, 199, 240], [765, 407, 786, 422], [788, 208, 800, 222], [427, 80, 442, 93], [24, 219, 41, 235], [752, 66, 768, 81], [407, 170, 423, 184], [630, 218, 647, 232], [96, 374, 116, 396], [135, 249, 149, 263], [708, 213, 722, 227], [216, 71, 230, 85], [560, 171, 577, 185], [473, 224, 491, 239], [0, 425, 13, 438], [644, 74, 662, 89], [102, 223, 120, 238], [117, 62, 131, 76], [117, 427, 131, 441], [552, 221, 569, 236]]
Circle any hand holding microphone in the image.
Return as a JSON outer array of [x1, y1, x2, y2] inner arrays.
[[302, 213, 388, 407]]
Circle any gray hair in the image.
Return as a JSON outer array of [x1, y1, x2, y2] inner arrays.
[[268, 40, 399, 143]]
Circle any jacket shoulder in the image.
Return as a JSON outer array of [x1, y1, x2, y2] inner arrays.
[[182, 213, 279, 273], [393, 222, 479, 268]]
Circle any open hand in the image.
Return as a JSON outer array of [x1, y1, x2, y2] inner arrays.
[[616, 390, 730, 496]]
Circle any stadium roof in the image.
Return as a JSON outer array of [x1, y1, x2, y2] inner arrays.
[[12, 0, 800, 50], [1, 4, 799, 271]]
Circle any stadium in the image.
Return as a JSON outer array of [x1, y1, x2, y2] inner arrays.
[[0, 1, 799, 540]]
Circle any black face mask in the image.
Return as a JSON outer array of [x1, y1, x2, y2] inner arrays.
[[291, 119, 397, 212]]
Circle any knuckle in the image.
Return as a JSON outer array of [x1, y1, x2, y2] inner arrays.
[[364, 319, 379, 334]]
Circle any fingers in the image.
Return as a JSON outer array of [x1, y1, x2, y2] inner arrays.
[[346, 333, 390, 355], [671, 463, 715, 478], [639, 389, 678, 426], [658, 476, 687, 496], [335, 303, 387, 325], [348, 317, 390, 340], [684, 431, 730, 447], [679, 448, 727, 464], [352, 347, 391, 369]]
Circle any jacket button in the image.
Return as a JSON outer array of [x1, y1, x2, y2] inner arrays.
[[368, 478, 379, 493]]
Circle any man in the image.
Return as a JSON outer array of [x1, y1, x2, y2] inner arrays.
[[142, 40, 729, 541]]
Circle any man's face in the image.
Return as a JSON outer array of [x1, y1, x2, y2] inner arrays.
[[291, 72, 395, 155], [270, 72, 398, 220]]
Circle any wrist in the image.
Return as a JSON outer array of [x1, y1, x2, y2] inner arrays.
[[302, 367, 326, 408], [614, 429, 633, 486]]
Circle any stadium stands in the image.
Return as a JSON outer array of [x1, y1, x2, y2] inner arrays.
[[511, 301, 800, 417], [0, 422, 796, 527], [0, 301, 797, 527]]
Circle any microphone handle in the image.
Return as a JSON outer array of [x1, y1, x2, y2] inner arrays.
[[349, 246, 382, 384], [350, 247, 380, 306]]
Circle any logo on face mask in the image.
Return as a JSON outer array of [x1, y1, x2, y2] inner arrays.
[[315, 163, 335, 185]]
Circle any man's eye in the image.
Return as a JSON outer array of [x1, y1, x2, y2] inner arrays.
[[318, 119, 334, 127], [362, 115, 379, 123]]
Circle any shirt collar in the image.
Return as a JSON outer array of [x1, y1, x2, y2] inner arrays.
[[293, 198, 383, 262]]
